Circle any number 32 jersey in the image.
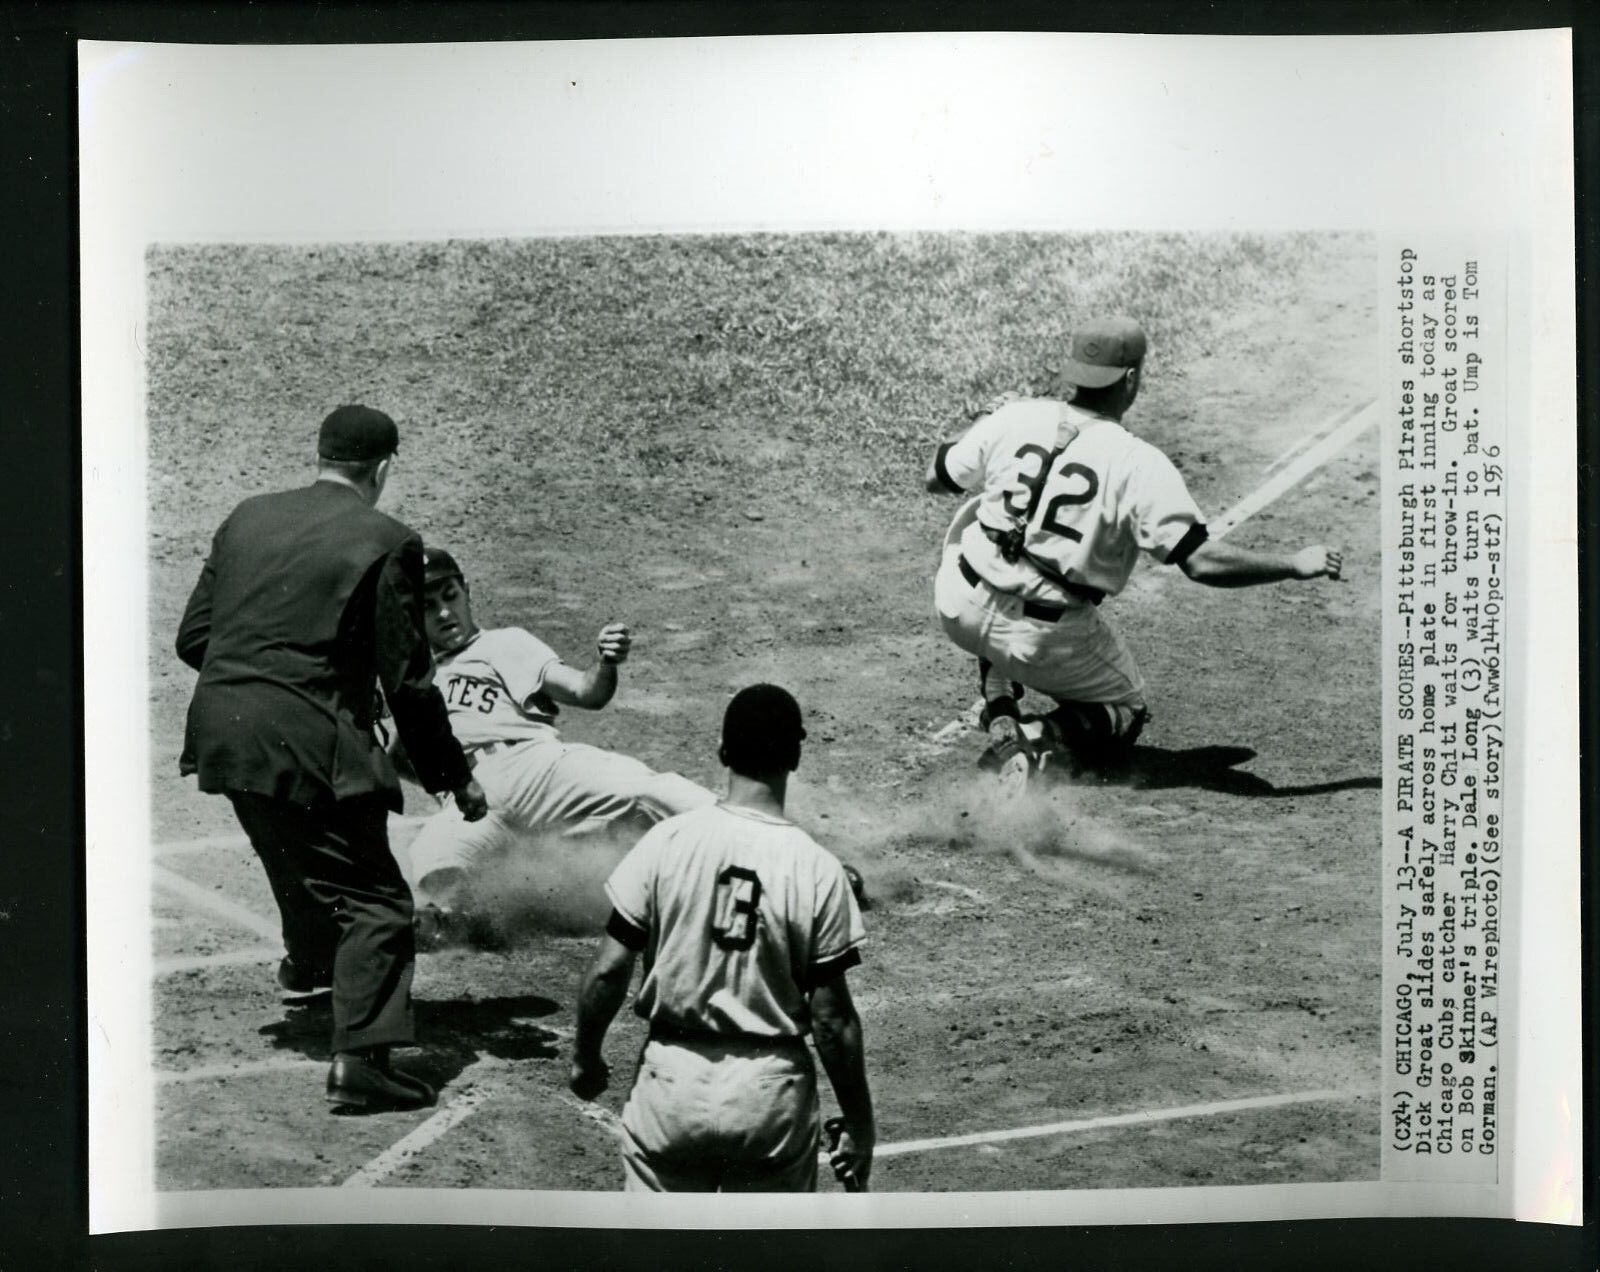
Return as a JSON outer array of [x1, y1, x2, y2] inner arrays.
[[605, 803, 866, 1040], [937, 399, 1207, 605]]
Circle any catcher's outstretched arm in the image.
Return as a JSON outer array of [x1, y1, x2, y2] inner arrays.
[[1180, 538, 1343, 588]]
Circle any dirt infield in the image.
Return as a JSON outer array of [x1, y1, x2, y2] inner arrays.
[[146, 232, 1380, 1192]]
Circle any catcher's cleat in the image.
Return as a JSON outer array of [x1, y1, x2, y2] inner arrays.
[[995, 749, 1031, 799], [980, 715, 1036, 797]]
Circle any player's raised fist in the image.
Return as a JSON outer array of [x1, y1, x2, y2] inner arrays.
[[597, 622, 632, 665], [1292, 545, 1343, 581]]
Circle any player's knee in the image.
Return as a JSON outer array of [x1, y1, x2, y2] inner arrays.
[[416, 866, 466, 910], [1045, 700, 1149, 757], [640, 772, 718, 817]]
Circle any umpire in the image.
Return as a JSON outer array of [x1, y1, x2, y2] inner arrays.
[[176, 405, 489, 1112]]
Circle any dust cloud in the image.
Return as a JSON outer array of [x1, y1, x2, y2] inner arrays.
[[447, 760, 1156, 948], [787, 768, 1160, 897], [455, 825, 634, 947]]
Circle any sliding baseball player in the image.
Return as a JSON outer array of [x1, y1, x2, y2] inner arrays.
[[399, 547, 717, 938]]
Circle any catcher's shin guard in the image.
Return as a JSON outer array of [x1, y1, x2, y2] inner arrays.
[[975, 658, 1027, 730], [979, 714, 1037, 802], [1043, 701, 1149, 771]]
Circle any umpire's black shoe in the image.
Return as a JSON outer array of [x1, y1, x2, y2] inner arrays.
[[326, 1052, 436, 1112], [277, 957, 333, 1004]]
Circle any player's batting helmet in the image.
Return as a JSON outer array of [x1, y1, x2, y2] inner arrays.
[[422, 546, 465, 588]]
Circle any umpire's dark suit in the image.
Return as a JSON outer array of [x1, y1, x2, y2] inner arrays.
[[177, 473, 470, 1056]]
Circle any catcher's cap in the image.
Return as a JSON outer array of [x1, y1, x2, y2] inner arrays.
[[721, 683, 807, 776], [318, 405, 399, 461], [1060, 317, 1148, 389], [422, 546, 465, 587]]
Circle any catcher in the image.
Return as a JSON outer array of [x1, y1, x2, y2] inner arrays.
[[396, 547, 717, 936], [926, 316, 1343, 787]]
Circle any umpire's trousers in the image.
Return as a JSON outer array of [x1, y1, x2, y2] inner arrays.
[[228, 791, 416, 1053]]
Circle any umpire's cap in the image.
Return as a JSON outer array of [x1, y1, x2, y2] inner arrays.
[[422, 546, 465, 588], [721, 683, 807, 777], [1060, 317, 1148, 389], [318, 405, 399, 461]]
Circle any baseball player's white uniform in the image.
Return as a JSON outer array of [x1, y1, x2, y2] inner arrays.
[[401, 626, 715, 896], [932, 397, 1208, 709], [603, 802, 867, 1192]]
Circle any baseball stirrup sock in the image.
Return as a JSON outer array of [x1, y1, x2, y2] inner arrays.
[[976, 660, 1026, 730], [1045, 702, 1149, 755]]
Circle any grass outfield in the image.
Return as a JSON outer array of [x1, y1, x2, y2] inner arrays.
[[146, 231, 1340, 513], [146, 231, 1365, 786], [145, 231, 1382, 1192]]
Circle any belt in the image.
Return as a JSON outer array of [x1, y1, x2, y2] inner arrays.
[[648, 1018, 808, 1052], [957, 553, 1102, 620]]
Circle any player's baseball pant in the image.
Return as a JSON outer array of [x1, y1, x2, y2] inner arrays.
[[934, 544, 1146, 706], [400, 738, 716, 893], [619, 1035, 821, 1192]]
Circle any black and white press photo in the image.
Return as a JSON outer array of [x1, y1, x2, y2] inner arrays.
[[79, 32, 1579, 1231]]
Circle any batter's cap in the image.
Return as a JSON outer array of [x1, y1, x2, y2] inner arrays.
[[422, 546, 465, 587], [318, 405, 399, 461], [1059, 317, 1148, 389], [721, 683, 807, 772]]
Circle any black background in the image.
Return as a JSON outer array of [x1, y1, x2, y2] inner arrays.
[[2, 2, 1593, 1268]]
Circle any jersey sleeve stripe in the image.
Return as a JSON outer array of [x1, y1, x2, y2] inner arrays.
[[603, 881, 649, 935], [932, 441, 965, 494], [606, 907, 649, 951], [518, 655, 565, 712], [1164, 521, 1209, 568], [806, 944, 862, 987]]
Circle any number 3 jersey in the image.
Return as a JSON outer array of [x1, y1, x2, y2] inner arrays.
[[431, 627, 564, 749], [604, 803, 867, 1040], [936, 399, 1208, 605]]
